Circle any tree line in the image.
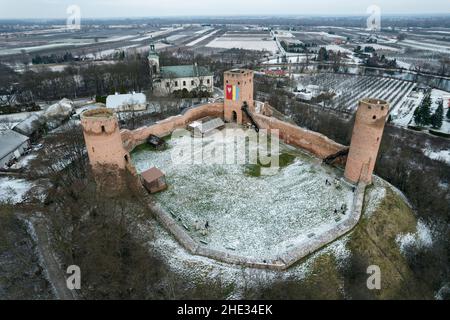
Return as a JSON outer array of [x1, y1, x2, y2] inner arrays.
[[0, 54, 151, 103], [31, 52, 76, 65], [0, 48, 246, 105]]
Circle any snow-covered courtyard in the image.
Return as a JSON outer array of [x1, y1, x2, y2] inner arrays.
[[131, 127, 354, 261]]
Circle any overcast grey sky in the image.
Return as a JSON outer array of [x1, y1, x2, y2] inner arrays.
[[0, 0, 449, 19]]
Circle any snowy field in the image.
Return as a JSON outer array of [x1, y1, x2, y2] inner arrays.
[[206, 34, 278, 54], [195, 27, 213, 35], [130, 27, 184, 42], [399, 39, 450, 54], [166, 34, 188, 42], [186, 29, 219, 47], [0, 41, 93, 56], [296, 31, 347, 41], [131, 127, 353, 260]]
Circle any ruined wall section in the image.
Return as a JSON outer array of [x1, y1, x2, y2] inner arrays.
[[121, 102, 224, 152], [252, 112, 346, 159], [121, 101, 347, 161]]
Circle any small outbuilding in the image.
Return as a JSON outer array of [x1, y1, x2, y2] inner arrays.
[[141, 167, 167, 194]]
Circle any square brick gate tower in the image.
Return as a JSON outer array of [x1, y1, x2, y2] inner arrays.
[[223, 69, 254, 124]]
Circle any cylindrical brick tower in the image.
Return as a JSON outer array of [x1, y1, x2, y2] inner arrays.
[[81, 108, 130, 171], [344, 98, 389, 184], [223, 69, 254, 124]]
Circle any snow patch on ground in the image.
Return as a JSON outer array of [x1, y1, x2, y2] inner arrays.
[[396, 220, 433, 254], [363, 177, 387, 218], [423, 148, 450, 165], [322, 235, 352, 268], [9, 154, 37, 170], [324, 45, 353, 54], [391, 91, 423, 126], [435, 283, 450, 300], [0, 177, 34, 204], [396, 60, 412, 69]]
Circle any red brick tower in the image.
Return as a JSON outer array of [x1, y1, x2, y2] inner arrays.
[[81, 108, 130, 172], [223, 69, 254, 124], [344, 98, 389, 184]]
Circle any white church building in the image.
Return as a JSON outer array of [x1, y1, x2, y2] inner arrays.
[[148, 43, 214, 96]]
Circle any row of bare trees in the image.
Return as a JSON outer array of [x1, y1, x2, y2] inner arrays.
[[0, 55, 151, 104]]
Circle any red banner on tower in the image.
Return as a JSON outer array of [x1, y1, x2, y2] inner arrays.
[[226, 84, 233, 100]]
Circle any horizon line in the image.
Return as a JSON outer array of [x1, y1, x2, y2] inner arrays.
[[1, 12, 450, 21]]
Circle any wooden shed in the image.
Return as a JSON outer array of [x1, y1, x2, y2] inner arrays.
[[141, 167, 167, 194]]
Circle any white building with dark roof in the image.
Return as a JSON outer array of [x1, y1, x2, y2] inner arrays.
[[148, 43, 214, 96], [0, 129, 30, 168]]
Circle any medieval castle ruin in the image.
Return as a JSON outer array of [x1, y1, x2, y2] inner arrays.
[[81, 68, 389, 270]]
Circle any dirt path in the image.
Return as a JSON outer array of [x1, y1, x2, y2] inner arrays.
[[28, 216, 77, 300]]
